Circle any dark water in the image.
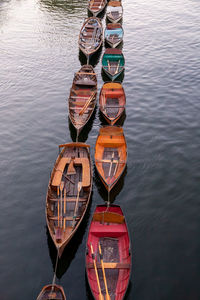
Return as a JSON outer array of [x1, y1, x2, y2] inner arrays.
[[0, 0, 200, 299]]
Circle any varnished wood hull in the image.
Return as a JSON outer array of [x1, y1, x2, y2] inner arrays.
[[46, 143, 92, 258], [68, 65, 97, 135], [95, 126, 127, 192], [99, 82, 126, 125], [86, 205, 131, 300], [88, 0, 107, 16], [36, 284, 66, 300], [79, 17, 103, 60]]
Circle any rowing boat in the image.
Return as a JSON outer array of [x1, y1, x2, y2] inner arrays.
[[88, 0, 107, 17], [68, 65, 97, 137], [95, 126, 127, 192], [102, 48, 125, 81], [105, 23, 123, 48], [79, 17, 103, 62], [99, 82, 126, 125], [46, 142, 92, 258], [36, 284, 66, 300], [106, 1, 123, 23], [86, 204, 131, 300]]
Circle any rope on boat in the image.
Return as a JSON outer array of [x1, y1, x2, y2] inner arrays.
[[51, 251, 59, 292], [76, 130, 79, 142], [107, 190, 110, 209]]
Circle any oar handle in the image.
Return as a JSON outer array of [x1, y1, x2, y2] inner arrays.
[[90, 243, 103, 300], [98, 243, 110, 300]]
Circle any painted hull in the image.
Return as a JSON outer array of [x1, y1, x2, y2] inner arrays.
[[94, 126, 127, 192], [86, 205, 131, 300], [99, 82, 126, 125]]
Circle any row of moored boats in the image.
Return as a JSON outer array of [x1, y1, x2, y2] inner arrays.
[[37, 1, 130, 300]]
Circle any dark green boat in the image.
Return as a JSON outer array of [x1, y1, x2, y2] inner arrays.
[[102, 48, 125, 81]]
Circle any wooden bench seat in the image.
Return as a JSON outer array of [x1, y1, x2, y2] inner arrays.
[[51, 157, 90, 188], [87, 262, 130, 269]]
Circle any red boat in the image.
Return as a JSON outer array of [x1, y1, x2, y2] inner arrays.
[[86, 205, 131, 300]]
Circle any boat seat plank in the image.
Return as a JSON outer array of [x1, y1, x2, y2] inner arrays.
[[87, 262, 130, 269], [49, 197, 87, 202], [52, 157, 90, 187], [92, 212, 125, 223], [96, 159, 125, 164], [49, 216, 80, 221]]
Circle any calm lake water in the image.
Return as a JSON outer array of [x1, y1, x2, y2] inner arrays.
[[0, 0, 200, 299]]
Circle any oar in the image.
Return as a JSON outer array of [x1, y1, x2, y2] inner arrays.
[[114, 60, 120, 75], [57, 186, 60, 226], [107, 60, 110, 72], [72, 182, 82, 228], [113, 152, 120, 177], [60, 181, 64, 227], [98, 243, 111, 300], [79, 92, 96, 116], [64, 188, 67, 214], [90, 243, 104, 300], [108, 152, 115, 177]]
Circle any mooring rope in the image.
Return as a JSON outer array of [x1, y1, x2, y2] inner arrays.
[[51, 251, 59, 292]]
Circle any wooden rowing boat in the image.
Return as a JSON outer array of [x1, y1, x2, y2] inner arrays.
[[68, 65, 97, 137], [105, 23, 123, 48], [95, 126, 127, 192], [106, 1, 123, 23], [46, 142, 92, 258], [102, 48, 125, 81], [99, 82, 126, 125], [79, 17, 103, 62], [86, 204, 131, 300], [36, 284, 66, 300], [88, 0, 107, 17]]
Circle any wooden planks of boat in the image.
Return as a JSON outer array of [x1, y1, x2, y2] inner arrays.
[[68, 65, 97, 136], [106, 1, 123, 23], [79, 17, 103, 61], [36, 284, 66, 300], [102, 48, 125, 81], [105, 23, 123, 48], [99, 82, 126, 125], [95, 126, 127, 192], [46, 142, 92, 258], [86, 205, 131, 300], [88, 0, 107, 17]]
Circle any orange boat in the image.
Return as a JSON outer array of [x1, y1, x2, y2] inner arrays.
[[99, 82, 126, 125], [95, 126, 127, 192], [36, 284, 66, 300]]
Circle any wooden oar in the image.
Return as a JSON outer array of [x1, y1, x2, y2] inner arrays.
[[107, 60, 111, 72], [79, 92, 96, 116], [108, 152, 115, 177], [64, 188, 67, 214], [90, 243, 104, 300], [72, 182, 82, 228], [98, 243, 111, 300], [60, 181, 64, 227], [114, 60, 120, 75]]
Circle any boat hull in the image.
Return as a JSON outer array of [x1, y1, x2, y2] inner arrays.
[[46, 143, 92, 258], [86, 205, 131, 300]]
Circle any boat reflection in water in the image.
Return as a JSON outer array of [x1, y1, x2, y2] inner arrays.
[[46, 193, 92, 279]]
